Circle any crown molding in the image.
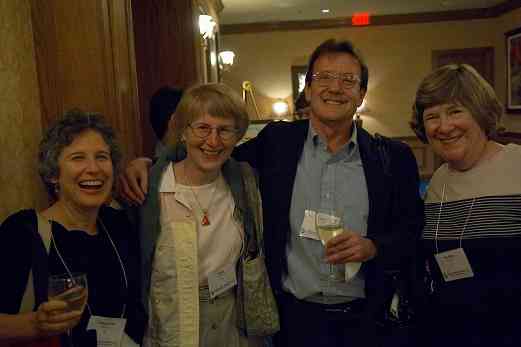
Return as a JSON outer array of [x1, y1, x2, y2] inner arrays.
[[221, 0, 521, 35]]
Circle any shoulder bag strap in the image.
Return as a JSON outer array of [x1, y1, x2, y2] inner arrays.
[[239, 162, 264, 255]]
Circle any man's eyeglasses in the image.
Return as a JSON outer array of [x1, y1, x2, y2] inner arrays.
[[311, 72, 361, 89], [188, 123, 239, 141]]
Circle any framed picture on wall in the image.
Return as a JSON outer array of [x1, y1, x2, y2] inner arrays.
[[291, 65, 307, 103], [506, 27, 521, 113]]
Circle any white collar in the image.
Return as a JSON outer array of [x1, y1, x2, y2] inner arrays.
[[159, 162, 178, 193]]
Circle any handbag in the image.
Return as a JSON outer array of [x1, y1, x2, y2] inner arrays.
[[239, 254, 280, 336], [236, 163, 280, 337]]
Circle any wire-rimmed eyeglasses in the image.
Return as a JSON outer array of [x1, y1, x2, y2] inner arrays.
[[311, 71, 361, 89], [188, 123, 239, 141]]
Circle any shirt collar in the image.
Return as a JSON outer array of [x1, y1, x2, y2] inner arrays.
[[308, 121, 359, 155], [158, 162, 178, 193]]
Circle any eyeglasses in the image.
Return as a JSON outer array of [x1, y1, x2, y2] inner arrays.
[[188, 123, 239, 141], [311, 72, 361, 89]]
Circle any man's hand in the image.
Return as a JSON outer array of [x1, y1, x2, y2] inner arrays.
[[325, 231, 377, 264], [35, 300, 82, 336], [118, 157, 153, 205]]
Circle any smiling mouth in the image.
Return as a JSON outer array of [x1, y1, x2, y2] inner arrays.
[[323, 98, 346, 105], [78, 180, 104, 190], [439, 136, 461, 144], [201, 148, 222, 157]]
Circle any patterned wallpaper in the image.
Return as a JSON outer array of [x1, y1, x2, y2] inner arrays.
[[0, 0, 47, 222]]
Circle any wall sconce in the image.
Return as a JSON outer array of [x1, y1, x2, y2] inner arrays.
[[218, 51, 235, 71], [199, 15, 216, 39], [272, 99, 289, 119]]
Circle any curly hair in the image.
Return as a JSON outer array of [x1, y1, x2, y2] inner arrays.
[[411, 64, 502, 143], [38, 109, 122, 198]]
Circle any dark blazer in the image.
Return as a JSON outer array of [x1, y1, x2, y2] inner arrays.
[[233, 119, 424, 316]]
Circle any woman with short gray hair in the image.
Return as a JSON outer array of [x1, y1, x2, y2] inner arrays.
[[412, 64, 521, 346]]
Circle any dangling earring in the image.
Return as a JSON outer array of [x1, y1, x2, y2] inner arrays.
[[54, 183, 60, 195]]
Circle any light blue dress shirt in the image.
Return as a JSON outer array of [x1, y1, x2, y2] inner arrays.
[[282, 123, 369, 302]]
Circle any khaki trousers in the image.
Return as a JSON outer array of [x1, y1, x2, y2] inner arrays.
[[199, 289, 264, 347]]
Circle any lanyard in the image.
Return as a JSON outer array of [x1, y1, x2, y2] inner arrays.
[[434, 182, 476, 254], [49, 217, 128, 318]]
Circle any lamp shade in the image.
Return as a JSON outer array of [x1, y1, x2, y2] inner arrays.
[[273, 99, 289, 117], [219, 51, 235, 66], [199, 15, 215, 38]]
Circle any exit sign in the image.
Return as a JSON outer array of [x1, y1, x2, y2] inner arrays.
[[352, 12, 370, 26]]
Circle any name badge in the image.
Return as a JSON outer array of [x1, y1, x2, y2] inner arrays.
[[434, 247, 474, 282], [299, 210, 319, 240], [87, 315, 126, 347], [208, 264, 237, 299]]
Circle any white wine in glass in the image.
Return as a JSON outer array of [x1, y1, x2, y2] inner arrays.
[[315, 210, 345, 283], [317, 224, 344, 246], [48, 273, 88, 311]]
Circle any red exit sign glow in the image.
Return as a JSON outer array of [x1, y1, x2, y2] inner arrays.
[[352, 12, 370, 26]]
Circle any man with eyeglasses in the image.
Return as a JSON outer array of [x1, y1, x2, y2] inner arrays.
[[120, 39, 424, 347]]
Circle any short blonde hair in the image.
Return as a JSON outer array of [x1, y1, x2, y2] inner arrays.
[[410, 64, 502, 143], [167, 83, 249, 145]]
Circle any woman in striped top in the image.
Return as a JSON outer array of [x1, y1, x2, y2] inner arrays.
[[410, 64, 521, 346]]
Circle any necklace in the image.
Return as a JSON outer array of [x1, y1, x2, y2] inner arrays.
[[181, 163, 218, 226]]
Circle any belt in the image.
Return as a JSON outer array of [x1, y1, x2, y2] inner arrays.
[[281, 291, 367, 316]]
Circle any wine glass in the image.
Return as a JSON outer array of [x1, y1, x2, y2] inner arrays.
[[315, 208, 345, 283], [48, 272, 88, 312]]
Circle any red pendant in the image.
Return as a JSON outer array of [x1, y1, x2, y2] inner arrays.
[[201, 213, 210, 226]]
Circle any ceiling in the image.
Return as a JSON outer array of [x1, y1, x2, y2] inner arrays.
[[220, 0, 506, 25]]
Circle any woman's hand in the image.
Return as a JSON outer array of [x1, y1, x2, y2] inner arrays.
[[0, 300, 82, 342], [34, 300, 83, 336]]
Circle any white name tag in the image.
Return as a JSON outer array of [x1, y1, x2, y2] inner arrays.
[[435, 247, 474, 282], [208, 265, 237, 299], [87, 315, 126, 347], [299, 210, 319, 240]]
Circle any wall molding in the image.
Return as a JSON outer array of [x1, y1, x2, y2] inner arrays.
[[221, 0, 521, 35]]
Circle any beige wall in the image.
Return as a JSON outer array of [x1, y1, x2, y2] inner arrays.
[[222, 8, 521, 136], [0, 0, 47, 222]]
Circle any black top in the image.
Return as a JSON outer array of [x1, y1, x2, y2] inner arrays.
[[0, 206, 146, 345], [422, 195, 521, 313]]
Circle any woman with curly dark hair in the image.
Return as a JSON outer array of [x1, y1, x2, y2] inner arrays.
[[0, 110, 145, 347]]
